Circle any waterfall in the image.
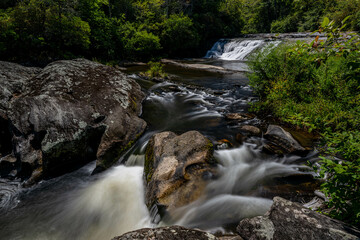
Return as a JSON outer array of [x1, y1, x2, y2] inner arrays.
[[0, 165, 152, 240], [205, 39, 266, 60], [54, 165, 152, 240]]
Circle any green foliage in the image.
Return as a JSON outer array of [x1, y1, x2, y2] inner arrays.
[[249, 17, 360, 225], [270, 14, 299, 33], [122, 23, 161, 60], [160, 14, 199, 57], [143, 61, 167, 78], [318, 157, 360, 225], [1, 0, 360, 63]]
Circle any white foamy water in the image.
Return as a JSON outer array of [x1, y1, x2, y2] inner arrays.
[[1, 165, 152, 240], [54, 165, 151, 240], [167, 145, 306, 230], [205, 39, 265, 60]]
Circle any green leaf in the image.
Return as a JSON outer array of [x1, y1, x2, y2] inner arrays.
[[322, 17, 330, 28]]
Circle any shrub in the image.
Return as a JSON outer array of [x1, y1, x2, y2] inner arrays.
[[248, 17, 360, 225], [143, 61, 167, 79]]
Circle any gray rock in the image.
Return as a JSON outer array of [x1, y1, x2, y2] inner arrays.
[[112, 226, 218, 240], [144, 131, 216, 212], [0, 61, 41, 158], [237, 197, 360, 240], [0, 61, 41, 113], [0, 154, 17, 177], [161, 59, 237, 74], [1, 59, 146, 183], [225, 113, 255, 121], [239, 125, 261, 136], [264, 125, 306, 154]]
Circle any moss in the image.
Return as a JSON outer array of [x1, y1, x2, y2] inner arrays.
[[98, 131, 144, 169], [204, 140, 217, 164], [144, 139, 155, 183], [131, 97, 137, 112]]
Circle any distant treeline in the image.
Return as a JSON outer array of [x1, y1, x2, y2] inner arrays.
[[0, 0, 359, 63]]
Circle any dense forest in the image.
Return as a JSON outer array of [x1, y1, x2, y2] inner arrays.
[[0, 0, 359, 63]]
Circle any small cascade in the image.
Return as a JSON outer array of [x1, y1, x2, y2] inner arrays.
[[53, 165, 151, 240], [167, 144, 307, 230], [0, 165, 152, 240], [205, 39, 266, 60]]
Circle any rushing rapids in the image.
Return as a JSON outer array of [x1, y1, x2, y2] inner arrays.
[[0, 38, 318, 239], [205, 39, 281, 61]]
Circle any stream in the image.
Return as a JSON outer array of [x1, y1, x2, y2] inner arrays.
[[0, 38, 318, 239]]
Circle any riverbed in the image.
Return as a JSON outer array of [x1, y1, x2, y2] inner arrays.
[[0, 38, 319, 239]]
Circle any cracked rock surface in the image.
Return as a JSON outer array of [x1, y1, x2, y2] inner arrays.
[[144, 131, 217, 212], [0, 59, 146, 184], [237, 197, 360, 240]]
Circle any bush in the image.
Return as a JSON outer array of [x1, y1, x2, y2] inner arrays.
[[248, 17, 360, 225], [143, 61, 167, 79]]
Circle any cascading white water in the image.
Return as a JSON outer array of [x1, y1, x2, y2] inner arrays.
[[205, 39, 266, 60], [167, 144, 307, 230], [2, 165, 152, 240], [53, 165, 151, 240]]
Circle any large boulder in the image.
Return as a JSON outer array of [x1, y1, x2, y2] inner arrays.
[[144, 131, 216, 212], [237, 197, 360, 240], [112, 226, 218, 240], [0, 61, 41, 113], [0, 59, 146, 183], [264, 125, 306, 154], [0, 61, 41, 158]]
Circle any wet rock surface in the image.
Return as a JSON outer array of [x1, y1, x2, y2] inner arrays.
[[264, 125, 306, 154], [0, 59, 146, 183], [238, 125, 261, 136], [237, 197, 360, 240], [225, 113, 255, 121], [112, 226, 218, 240], [144, 131, 217, 212]]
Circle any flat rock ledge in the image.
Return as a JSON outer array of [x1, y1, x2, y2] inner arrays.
[[144, 131, 217, 213], [0, 59, 146, 184], [161, 59, 238, 74], [237, 197, 360, 240]]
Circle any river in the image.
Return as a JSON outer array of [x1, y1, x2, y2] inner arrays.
[[0, 38, 318, 239]]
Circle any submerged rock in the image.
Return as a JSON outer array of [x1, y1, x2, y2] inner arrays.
[[225, 113, 255, 121], [112, 226, 218, 240], [237, 197, 360, 240], [0, 59, 146, 183], [264, 125, 306, 154], [144, 131, 217, 212]]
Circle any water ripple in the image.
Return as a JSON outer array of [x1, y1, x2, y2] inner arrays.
[[0, 178, 21, 211]]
